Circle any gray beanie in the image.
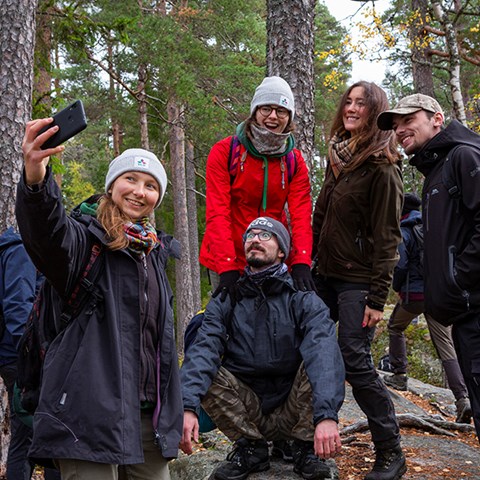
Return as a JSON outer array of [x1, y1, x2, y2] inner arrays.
[[105, 148, 167, 208], [250, 76, 295, 120], [244, 216, 291, 259]]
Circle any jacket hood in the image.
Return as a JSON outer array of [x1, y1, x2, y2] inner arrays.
[[0, 227, 22, 250], [400, 210, 422, 228], [410, 120, 480, 175]]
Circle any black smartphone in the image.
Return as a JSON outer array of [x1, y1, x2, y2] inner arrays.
[[38, 100, 87, 150]]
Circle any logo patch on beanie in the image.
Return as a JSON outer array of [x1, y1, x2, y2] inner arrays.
[[134, 157, 149, 169], [279, 96, 290, 108]]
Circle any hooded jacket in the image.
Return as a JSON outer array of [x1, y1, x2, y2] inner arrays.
[[0, 227, 38, 364], [392, 210, 424, 298], [313, 159, 403, 309], [199, 130, 312, 274], [15, 168, 183, 464], [181, 271, 345, 426], [409, 120, 480, 325]]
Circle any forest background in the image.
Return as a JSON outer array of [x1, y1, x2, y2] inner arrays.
[[0, 0, 479, 468]]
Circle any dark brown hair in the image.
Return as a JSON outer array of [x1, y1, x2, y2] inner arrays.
[[329, 81, 400, 169]]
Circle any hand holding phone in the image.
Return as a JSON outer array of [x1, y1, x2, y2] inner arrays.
[[38, 100, 87, 150]]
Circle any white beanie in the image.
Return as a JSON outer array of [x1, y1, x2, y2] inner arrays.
[[250, 76, 295, 120], [105, 148, 167, 208]]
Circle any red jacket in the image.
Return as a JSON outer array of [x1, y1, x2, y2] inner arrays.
[[200, 136, 312, 274]]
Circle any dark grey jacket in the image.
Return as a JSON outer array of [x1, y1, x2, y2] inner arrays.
[[181, 272, 345, 426], [410, 120, 480, 325], [15, 168, 182, 464]]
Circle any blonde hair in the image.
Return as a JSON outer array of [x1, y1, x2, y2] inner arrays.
[[96, 195, 130, 250]]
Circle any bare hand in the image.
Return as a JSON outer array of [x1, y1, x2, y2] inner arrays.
[[22, 118, 65, 185], [362, 305, 384, 328], [179, 411, 199, 455], [314, 419, 341, 459]]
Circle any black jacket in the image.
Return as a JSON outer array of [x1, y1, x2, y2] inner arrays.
[[181, 271, 345, 426], [15, 168, 183, 463], [410, 120, 480, 325]]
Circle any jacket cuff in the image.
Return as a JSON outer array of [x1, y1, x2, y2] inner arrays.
[[366, 298, 384, 312]]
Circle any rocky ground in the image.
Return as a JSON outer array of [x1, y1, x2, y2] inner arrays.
[[169, 375, 479, 480]]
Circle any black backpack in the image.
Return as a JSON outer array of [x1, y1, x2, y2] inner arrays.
[[410, 223, 424, 269], [15, 242, 103, 415]]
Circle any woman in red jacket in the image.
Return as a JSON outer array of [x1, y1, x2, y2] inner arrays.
[[200, 76, 314, 297]]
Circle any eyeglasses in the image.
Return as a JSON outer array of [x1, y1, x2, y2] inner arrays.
[[245, 231, 273, 242], [258, 105, 290, 119]]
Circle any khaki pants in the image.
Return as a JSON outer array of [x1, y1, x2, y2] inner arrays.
[[202, 364, 315, 442], [58, 412, 171, 480]]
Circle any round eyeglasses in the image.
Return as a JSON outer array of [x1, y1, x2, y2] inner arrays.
[[245, 231, 273, 242], [258, 105, 290, 119]]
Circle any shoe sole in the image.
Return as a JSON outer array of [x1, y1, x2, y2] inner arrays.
[[293, 465, 331, 479], [214, 461, 270, 480], [383, 378, 407, 391]]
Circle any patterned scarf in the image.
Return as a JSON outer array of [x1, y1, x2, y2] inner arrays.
[[249, 123, 291, 156], [329, 133, 354, 179], [245, 262, 288, 284], [123, 218, 159, 256]]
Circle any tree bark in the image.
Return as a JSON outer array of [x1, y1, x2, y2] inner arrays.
[[411, 0, 435, 96], [266, 0, 316, 174], [137, 63, 150, 150], [0, 0, 38, 232], [0, 0, 38, 467], [186, 141, 201, 311], [167, 97, 194, 354]]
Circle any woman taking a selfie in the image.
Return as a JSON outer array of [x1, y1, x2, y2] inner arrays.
[[16, 117, 182, 480], [312, 81, 406, 480]]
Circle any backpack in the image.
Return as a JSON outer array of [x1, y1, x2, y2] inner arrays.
[[15, 241, 103, 417], [228, 135, 297, 184], [410, 223, 424, 269]]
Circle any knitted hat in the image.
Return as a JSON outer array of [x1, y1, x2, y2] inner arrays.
[[105, 148, 167, 208], [250, 76, 295, 120], [377, 93, 444, 130], [402, 192, 421, 216], [244, 216, 291, 259]]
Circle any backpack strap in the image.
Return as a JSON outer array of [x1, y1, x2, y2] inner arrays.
[[58, 241, 103, 329], [228, 135, 297, 184]]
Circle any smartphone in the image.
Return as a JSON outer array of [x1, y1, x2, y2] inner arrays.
[[38, 100, 87, 150]]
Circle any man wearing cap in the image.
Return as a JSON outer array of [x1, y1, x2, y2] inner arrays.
[[384, 192, 472, 424], [181, 217, 345, 480], [377, 94, 480, 440]]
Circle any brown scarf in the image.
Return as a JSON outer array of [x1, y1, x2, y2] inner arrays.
[[329, 133, 354, 179]]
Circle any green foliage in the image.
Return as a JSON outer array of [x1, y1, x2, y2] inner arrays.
[[61, 161, 95, 212]]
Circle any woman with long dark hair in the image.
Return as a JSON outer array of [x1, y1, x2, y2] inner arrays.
[[313, 81, 406, 480]]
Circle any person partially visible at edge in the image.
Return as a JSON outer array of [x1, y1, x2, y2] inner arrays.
[[17, 118, 182, 479], [0, 227, 60, 480], [377, 93, 480, 442], [385, 192, 472, 423], [312, 81, 406, 480], [181, 216, 345, 480], [199, 76, 315, 298]]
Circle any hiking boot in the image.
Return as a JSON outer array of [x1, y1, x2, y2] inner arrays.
[[455, 397, 473, 424], [214, 437, 270, 480], [292, 439, 331, 479], [271, 439, 294, 462], [364, 446, 407, 480], [383, 374, 408, 392]]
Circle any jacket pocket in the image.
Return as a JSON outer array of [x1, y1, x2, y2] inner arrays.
[[448, 246, 470, 311]]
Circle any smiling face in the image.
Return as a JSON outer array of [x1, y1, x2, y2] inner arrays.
[[392, 110, 443, 155], [110, 171, 160, 220], [255, 104, 290, 133], [244, 229, 284, 271], [342, 86, 369, 137]]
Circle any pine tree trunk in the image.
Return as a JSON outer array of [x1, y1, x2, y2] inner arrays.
[[138, 63, 150, 150], [0, 0, 38, 468], [266, 0, 316, 174], [167, 97, 194, 354], [185, 141, 201, 311]]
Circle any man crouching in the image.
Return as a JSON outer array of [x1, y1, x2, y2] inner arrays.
[[180, 217, 345, 480]]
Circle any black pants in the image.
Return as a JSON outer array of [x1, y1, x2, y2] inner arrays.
[[0, 362, 61, 480], [316, 278, 401, 450], [452, 314, 480, 441]]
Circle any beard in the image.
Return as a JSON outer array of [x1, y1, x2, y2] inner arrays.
[[246, 243, 276, 269]]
